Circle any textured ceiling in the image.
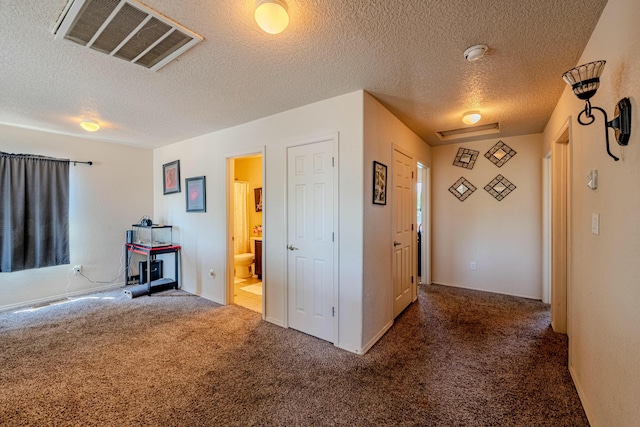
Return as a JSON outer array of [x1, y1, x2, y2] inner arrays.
[[0, 0, 608, 148]]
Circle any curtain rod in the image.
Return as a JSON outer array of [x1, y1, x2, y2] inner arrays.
[[1, 152, 92, 165]]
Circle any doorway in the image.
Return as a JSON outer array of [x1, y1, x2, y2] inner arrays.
[[227, 152, 264, 315], [417, 163, 431, 287]]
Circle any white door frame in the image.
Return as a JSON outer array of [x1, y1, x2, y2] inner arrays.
[[225, 146, 266, 318], [283, 133, 339, 342], [551, 120, 571, 334], [418, 163, 431, 287], [542, 152, 552, 304]]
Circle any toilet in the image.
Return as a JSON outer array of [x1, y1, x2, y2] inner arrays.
[[234, 253, 254, 278]]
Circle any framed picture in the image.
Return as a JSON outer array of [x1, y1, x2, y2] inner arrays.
[[185, 176, 206, 212], [254, 187, 263, 212], [162, 160, 181, 195], [373, 161, 387, 205]]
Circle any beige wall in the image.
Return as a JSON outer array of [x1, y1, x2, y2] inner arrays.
[[0, 125, 153, 310], [234, 156, 263, 237], [154, 91, 365, 353], [362, 92, 432, 351], [432, 134, 543, 298], [543, 0, 640, 424]]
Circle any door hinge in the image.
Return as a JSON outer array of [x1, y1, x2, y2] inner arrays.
[[332, 157, 335, 167], [412, 223, 414, 231], [412, 171, 414, 178], [411, 276, 414, 284], [332, 306, 335, 317], [332, 232, 334, 242]]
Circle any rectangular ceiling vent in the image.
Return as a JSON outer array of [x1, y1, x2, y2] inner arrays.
[[53, 0, 203, 71], [436, 122, 501, 141]]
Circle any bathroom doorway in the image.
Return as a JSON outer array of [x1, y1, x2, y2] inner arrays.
[[227, 152, 264, 315]]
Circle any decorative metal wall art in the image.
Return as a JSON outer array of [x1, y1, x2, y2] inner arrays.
[[449, 177, 476, 201], [485, 141, 516, 167], [453, 147, 479, 169], [485, 175, 516, 201]]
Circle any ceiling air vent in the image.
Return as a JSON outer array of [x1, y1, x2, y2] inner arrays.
[[53, 0, 203, 71], [436, 122, 501, 141]]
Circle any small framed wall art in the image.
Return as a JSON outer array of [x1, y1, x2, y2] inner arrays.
[[453, 148, 479, 169], [373, 161, 387, 205], [185, 176, 206, 212], [485, 141, 517, 167], [162, 160, 181, 195]]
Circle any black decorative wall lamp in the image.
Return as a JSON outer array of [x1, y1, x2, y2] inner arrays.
[[562, 60, 632, 161]]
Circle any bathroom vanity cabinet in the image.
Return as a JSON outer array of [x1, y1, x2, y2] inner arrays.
[[255, 239, 262, 279]]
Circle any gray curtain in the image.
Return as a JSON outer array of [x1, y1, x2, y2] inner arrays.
[[0, 152, 70, 272]]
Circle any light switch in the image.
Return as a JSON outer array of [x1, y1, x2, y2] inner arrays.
[[591, 213, 600, 235]]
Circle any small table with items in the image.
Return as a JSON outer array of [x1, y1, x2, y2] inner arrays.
[[125, 243, 181, 296]]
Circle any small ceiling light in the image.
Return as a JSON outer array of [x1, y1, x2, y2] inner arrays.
[[464, 44, 488, 61], [462, 111, 482, 125], [80, 119, 100, 132], [562, 60, 632, 161], [255, 0, 289, 35]]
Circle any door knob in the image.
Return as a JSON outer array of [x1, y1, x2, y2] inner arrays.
[[393, 241, 401, 247], [287, 245, 299, 251]]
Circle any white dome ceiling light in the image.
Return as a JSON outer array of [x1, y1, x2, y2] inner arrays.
[[80, 119, 100, 132], [464, 44, 488, 61], [255, 0, 290, 35], [462, 111, 482, 125]]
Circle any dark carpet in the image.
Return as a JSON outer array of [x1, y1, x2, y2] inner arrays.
[[0, 284, 588, 426]]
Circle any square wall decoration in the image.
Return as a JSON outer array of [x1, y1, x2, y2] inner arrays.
[[453, 148, 479, 169], [485, 175, 516, 201], [485, 141, 516, 167], [449, 177, 476, 202]]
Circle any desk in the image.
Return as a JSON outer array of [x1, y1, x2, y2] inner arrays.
[[125, 244, 181, 295]]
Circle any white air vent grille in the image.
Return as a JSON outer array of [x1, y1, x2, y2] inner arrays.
[[436, 123, 501, 141], [54, 0, 202, 71]]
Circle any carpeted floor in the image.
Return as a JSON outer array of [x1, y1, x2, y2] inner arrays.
[[0, 284, 588, 426]]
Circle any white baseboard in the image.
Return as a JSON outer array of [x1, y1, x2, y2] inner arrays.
[[569, 364, 596, 426], [361, 319, 394, 355], [432, 281, 541, 301], [0, 282, 125, 313]]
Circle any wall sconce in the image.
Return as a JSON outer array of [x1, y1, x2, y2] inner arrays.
[[255, 0, 289, 34], [562, 60, 632, 161]]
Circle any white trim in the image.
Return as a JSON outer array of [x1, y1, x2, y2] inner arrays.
[[0, 283, 125, 313], [361, 319, 394, 354], [432, 282, 542, 301], [542, 151, 552, 304]]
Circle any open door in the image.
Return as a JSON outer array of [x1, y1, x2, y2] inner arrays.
[[392, 148, 415, 317]]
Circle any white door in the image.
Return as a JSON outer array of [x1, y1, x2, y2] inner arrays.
[[393, 148, 414, 318], [286, 140, 335, 342]]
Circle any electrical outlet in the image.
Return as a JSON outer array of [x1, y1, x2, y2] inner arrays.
[[470, 261, 477, 270], [73, 265, 82, 274]]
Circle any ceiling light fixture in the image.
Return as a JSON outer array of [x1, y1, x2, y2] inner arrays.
[[464, 44, 488, 61], [255, 0, 289, 35], [80, 119, 100, 132], [562, 60, 632, 161], [462, 111, 482, 125]]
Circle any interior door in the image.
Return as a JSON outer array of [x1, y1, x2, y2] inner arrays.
[[393, 148, 414, 318], [286, 139, 335, 342]]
